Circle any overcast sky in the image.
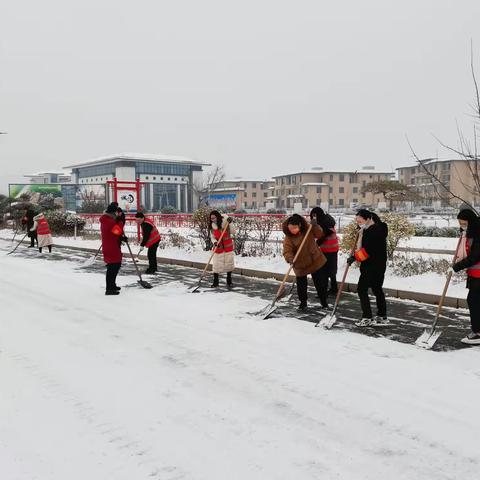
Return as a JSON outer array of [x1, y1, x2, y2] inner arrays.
[[1, 0, 480, 192]]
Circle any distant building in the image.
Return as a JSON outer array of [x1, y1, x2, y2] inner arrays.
[[397, 159, 479, 207], [24, 171, 72, 184], [271, 167, 394, 210], [65, 153, 209, 212], [207, 178, 275, 210]]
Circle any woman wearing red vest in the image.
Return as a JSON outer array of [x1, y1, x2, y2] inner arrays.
[[310, 207, 339, 296], [30, 213, 53, 253], [135, 212, 162, 274], [100, 203, 124, 295], [452, 209, 480, 344], [209, 210, 235, 288]]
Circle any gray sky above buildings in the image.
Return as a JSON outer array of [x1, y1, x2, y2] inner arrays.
[[1, 0, 480, 193]]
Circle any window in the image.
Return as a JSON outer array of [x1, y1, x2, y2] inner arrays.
[[252, 192, 257, 198], [328, 186, 333, 193], [329, 175, 333, 181], [338, 199, 344, 206], [264, 192, 268, 197], [316, 186, 321, 193], [353, 187, 358, 193], [146, 176, 149, 180], [252, 182, 257, 188], [339, 187, 344, 193], [153, 177, 156, 180], [362, 180, 366, 186], [362, 192, 366, 198], [353, 198, 358, 203], [339, 174, 344, 182], [329, 198, 333, 206], [135, 162, 190, 176], [244, 192, 247, 197]]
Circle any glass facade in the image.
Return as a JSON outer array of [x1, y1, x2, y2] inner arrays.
[[135, 162, 190, 176], [152, 184, 178, 210], [76, 165, 115, 178]]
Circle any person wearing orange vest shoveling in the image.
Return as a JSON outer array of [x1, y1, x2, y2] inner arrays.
[[30, 213, 53, 253], [310, 207, 339, 297], [135, 212, 161, 274], [451, 209, 480, 345], [209, 210, 235, 289]]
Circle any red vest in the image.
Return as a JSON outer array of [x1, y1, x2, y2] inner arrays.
[[467, 239, 480, 278], [37, 218, 51, 236], [213, 227, 234, 254], [319, 228, 339, 253], [144, 219, 161, 247]]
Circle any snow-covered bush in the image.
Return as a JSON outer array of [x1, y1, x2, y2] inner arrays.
[[340, 213, 415, 260], [391, 254, 458, 278], [414, 226, 459, 237], [161, 206, 179, 214], [192, 206, 213, 250], [44, 211, 86, 236], [252, 216, 280, 255], [233, 216, 254, 256]]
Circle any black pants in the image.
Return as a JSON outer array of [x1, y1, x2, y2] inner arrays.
[[357, 266, 387, 319], [147, 242, 159, 271], [297, 268, 329, 306], [39, 245, 52, 253], [29, 233, 37, 247], [324, 252, 338, 292], [467, 289, 480, 332], [106, 263, 121, 291]]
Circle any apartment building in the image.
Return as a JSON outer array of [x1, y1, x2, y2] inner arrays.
[[271, 167, 394, 209], [207, 178, 275, 210], [397, 159, 479, 207]]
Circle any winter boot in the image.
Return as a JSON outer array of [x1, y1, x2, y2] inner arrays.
[[298, 302, 308, 311], [227, 272, 233, 289], [105, 289, 120, 296], [114, 286, 121, 291], [210, 273, 219, 288]]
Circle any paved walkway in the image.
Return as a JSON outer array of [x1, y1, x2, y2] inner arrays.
[[2, 240, 473, 352]]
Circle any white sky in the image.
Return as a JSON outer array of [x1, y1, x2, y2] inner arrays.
[[1, 0, 480, 192]]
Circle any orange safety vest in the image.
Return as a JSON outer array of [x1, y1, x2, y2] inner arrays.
[[466, 238, 480, 278], [37, 218, 51, 236], [144, 219, 161, 247], [213, 227, 235, 254], [319, 228, 339, 253]]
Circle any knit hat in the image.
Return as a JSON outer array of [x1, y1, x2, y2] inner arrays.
[[135, 212, 145, 218], [457, 209, 478, 222]]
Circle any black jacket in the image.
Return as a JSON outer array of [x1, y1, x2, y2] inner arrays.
[[359, 221, 388, 271], [453, 221, 480, 272], [316, 214, 336, 246]]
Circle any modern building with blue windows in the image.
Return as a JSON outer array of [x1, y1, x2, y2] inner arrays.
[[65, 153, 209, 212]]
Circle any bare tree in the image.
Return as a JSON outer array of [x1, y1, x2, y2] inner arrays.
[[407, 44, 480, 213], [361, 180, 422, 210], [192, 164, 226, 207]]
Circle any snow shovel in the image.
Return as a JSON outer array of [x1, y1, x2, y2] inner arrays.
[[415, 236, 463, 349], [259, 223, 313, 319], [82, 244, 102, 267], [125, 239, 153, 289], [190, 220, 231, 293], [6, 233, 28, 255], [317, 230, 360, 329]]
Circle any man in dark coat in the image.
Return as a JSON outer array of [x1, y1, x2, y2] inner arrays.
[[135, 212, 161, 274], [347, 209, 388, 326], [100, 203, 124, 295], [452, 209, 480, 344]]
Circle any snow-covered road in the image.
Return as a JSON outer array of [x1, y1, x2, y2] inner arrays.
[[1, 249, 480, 479]]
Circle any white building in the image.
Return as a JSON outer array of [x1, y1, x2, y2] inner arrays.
[[24, 171, 72, 184]]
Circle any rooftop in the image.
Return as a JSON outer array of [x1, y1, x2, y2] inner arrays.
[[24, 171, 71, 177], [272, 168, 394, 178], [396, 159, 465, 170], [65, 153, 210, 169], [222, 178, 275, 184]]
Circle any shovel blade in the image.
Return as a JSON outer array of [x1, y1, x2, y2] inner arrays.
[[82, 256, 96, 267], [316, 313, 337, 329], [139, 280, 153, 289], [415, 329, 442, 349], [261, 305, 278, 319]]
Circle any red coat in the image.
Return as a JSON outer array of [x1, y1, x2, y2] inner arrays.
[[100, 213, 123, 264]]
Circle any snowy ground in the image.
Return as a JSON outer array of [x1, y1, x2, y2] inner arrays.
[[1, 240, 480, 479]]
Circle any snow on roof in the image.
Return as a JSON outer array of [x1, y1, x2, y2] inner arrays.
[[287, 194, 304, 198], [65, 153, 210, 169], [222, 178, 274, 183], [273, 169, 394, 178], [302, 182, 328, 186], [266, 196, 279, 200], [25, 171, 71, 177], [396, 159, 464, 170], [210, 187, 244, 192]]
